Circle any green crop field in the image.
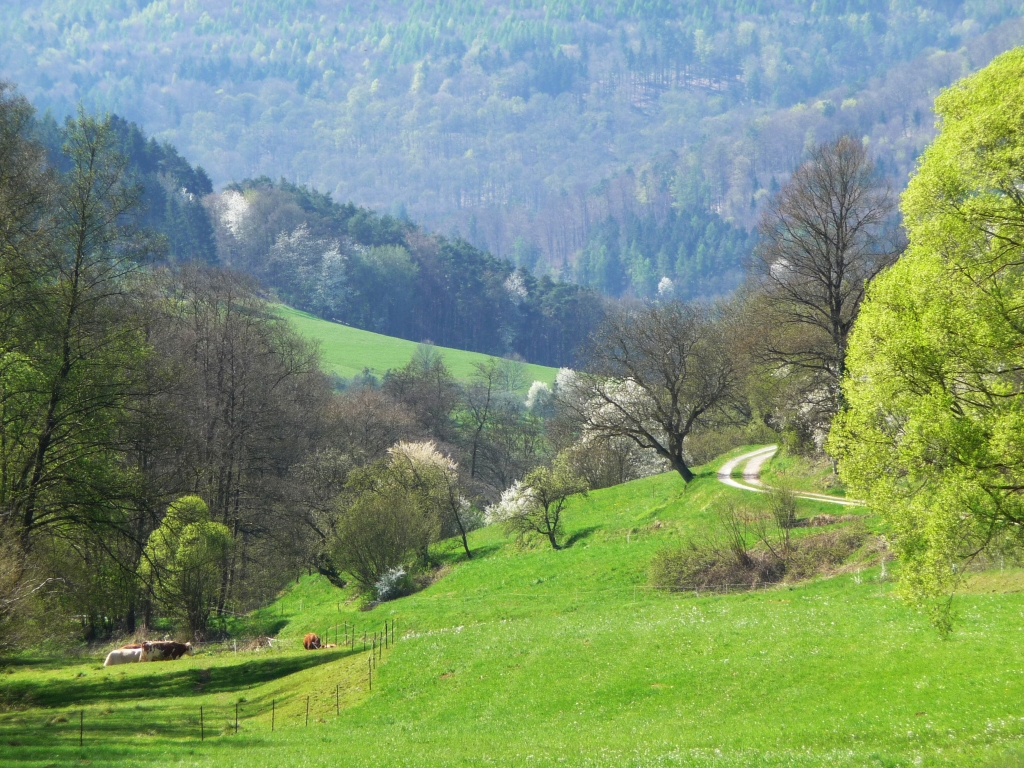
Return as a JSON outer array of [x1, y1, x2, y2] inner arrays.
[[277, 305, 559, 388], [3, 449, 1024, 767]]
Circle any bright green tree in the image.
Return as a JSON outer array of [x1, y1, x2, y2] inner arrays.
[[140, 496, 231, 639], [831, 47, 1024, 629]]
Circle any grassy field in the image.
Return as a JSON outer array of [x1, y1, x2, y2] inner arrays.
[[760, 448, 848, 498], [277, 305, 559, 387], [3, 449, 1024, 767]]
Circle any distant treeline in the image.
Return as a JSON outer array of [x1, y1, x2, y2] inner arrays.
[[32, 112, 604, 368], [3, 0, 1018, 284], [208, 176, 606, 367]]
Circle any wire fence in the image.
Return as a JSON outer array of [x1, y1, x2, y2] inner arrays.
[[5, 621, 400, 750]]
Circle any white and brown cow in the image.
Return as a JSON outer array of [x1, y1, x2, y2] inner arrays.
[[142, 641, 194, 661], [103, 646, 149, 666]]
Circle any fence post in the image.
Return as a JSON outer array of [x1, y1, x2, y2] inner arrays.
[[272, 699, 275, 732], [368, 657, 372, 691], [79, 710, 83, 747], [200, 705, 204, 742], [235, 702, 239, 734], [336, 684, 339, 716], [306, 695, 309, 727]]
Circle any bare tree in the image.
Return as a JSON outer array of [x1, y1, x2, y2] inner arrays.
[[560, 302, 737, 483], [752, 136, 903, 424]]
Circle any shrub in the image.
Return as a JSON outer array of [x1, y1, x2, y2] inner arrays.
[[649, 539, 784, 592], [486, 458, 588, 549], [766, 484, 797, 530], [374, 567, 413, 602], [649, 503, 866, 593], [785, 528, 866, 580], [139, 496, 232, 640]]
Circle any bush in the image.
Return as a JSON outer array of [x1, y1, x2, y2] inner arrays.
[[374, 567, 413, 602], [139, 496, 232, 640], [649, 503, 866, 593], [785, 528, 866, 580], [649, 539, 784, 592], [559, 436, 668, 491]]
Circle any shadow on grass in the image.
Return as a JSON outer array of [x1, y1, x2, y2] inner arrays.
[[0, 650, 355, 710], [1, 717, 281, 762], [435, 541, 503, 564], [0, 655, 86, 671], [565, 527, 600, 548]]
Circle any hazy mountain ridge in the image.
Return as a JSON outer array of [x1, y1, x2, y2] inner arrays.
[[2, 0, 1023, 299]]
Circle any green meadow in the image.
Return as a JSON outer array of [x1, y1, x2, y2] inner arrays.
[[3, 449, 1024, 767], [276, 305, 559, 387]]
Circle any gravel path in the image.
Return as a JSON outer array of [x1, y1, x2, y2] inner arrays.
[[716, 445, 864, 507]]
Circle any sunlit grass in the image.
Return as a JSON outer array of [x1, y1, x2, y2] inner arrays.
[[276, 304, 558, 387], [3, 449, 1023, 766]]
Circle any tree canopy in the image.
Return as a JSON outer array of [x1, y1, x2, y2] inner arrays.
[[831, 47, 1024, 628]]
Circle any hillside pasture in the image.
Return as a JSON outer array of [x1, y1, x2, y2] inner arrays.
[[277, 305, 559, 388], [2, 449, 1023, 767]]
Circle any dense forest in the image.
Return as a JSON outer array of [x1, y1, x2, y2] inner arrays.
[[0, 89, 613, 641], [31, 111, 603, 367], [4, 0, 1023, 298]]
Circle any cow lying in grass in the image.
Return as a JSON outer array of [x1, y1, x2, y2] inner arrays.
[[303, 634, 337, 650], [111, 641, 194, 664], [103, 646, 149, 666]]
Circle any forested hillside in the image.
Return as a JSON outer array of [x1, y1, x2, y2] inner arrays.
[[28, 109, 602, 366], [5, 0, 1023, 299]]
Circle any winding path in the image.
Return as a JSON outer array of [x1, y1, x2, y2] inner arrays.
[[716, 445, 864, 507]]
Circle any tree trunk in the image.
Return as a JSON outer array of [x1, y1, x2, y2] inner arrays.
[[669, 454, 695, 483]]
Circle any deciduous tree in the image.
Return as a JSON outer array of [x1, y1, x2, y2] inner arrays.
[[752, 136, 902, 434], [831, 49, 1024, 628], [560, 302, 737, 483]]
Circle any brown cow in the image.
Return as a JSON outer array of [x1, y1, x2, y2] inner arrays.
[[142, 641, 193, 661], [303, 633, 322, 650]]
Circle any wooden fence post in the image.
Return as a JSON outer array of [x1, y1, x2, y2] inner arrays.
[[200, 705, 204, 741], [272, 699, 275, 732], [305, 695, 309, 727]]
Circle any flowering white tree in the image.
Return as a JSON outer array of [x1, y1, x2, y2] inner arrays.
[[388, 441, 480, 558], [657, 276, 675, 299], [559, 303, 737, 483], [485, 459, 588, 550], [525, 380, 553, 412]]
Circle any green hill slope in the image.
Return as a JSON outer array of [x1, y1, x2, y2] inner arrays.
[[4, 451, 1024, 766], [277, 305, 558, 387]]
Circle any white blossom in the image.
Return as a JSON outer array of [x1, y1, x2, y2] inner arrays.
[[219, 190, 250, 236], [525, 380, 552, 410], [388, 440, 457, 473], [657, 276, 675, 298], [555, 367, 578, 392], [485, 481, 534, 524], [504, 271, 528, 300], [769, 258, 792, 281]]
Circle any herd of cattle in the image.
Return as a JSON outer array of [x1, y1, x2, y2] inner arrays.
[[103, 641, 193, 666], [103, 633, 333, 666]]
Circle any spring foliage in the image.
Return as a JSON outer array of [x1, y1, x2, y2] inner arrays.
[[831, 47, 1024, 626], [139, 496, 231, 638]]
